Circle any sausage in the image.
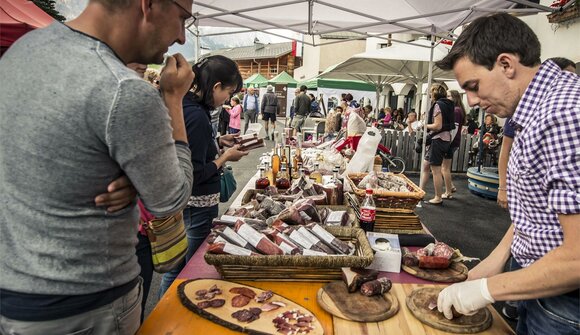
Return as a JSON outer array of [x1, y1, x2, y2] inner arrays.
[[234, 220, 284, 255], [197, 298, 225, 309], [207, 241, 258, 256], [402, 247, 419, 266], [229, 287, 256, 299], [418, 256, 451, 269], [360, 278, 392, 296], [231, 294, 251, 308]]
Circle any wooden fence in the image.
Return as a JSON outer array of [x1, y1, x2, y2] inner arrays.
[[381, 130, 480, 172]]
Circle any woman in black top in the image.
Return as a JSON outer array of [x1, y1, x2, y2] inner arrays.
[[159, 55, 248, 296]]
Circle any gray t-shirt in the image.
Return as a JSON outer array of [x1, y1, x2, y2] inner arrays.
[[0, 23, 193, 295]]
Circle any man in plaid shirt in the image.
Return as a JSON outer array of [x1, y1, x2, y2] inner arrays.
[[435, 13, 579, 334]]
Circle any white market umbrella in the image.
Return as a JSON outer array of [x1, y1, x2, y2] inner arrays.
[[319, 38, 456, 114]]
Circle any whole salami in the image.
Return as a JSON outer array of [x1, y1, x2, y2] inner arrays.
[[360, 278, 392, 297]]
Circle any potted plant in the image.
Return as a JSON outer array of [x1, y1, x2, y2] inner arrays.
[[547, 0, 580, 24]]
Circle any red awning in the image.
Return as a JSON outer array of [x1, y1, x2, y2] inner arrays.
[[0, 0, 54, 48]]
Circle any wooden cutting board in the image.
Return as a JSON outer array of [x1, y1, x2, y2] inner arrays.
[[316, 281, 399, 322], [402, 261, 468, 283], [406, 287, 492, 334], [178, 279, 324, 335]]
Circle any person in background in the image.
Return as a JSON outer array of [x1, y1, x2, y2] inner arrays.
[[421, 84, 454, 205], [362, 104, 373, 122], [308, 93, 320, 116], [226, 96, 242, 134], [441, 89, 466, 199], [288, 87, 300, 127], [292, 85, 311, 134], [242, 86, 259, 134], [466, 114, 479, 134], [377, 108, 386, 121], [261, 85, 279, 140], [435, 14, 579, 334], [382, 106, 393, 128], [0, 0, 196, 332], [159, 55, 248, 297], [345, 93, 360, 108], [403, 111, 421, 134], [549, 57, 576, 73]]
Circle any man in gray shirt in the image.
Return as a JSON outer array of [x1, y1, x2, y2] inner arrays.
[[0, 0, 195, 334], [243, 86, 259, 134]]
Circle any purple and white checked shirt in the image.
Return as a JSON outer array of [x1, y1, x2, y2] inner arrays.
[[507, 60, 580, 267]]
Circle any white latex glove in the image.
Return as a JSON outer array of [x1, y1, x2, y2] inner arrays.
[[437, 278, 495, 320]]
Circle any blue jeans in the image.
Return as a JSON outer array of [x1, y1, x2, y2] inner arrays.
[[516, 294, 579, 335], [135, 233, 153, 323], [158, 205, 219, 297], [513, 259, 580, 335]]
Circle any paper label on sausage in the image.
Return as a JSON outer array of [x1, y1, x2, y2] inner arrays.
[[222, 227, 248, 247], [289, 230, 314, 249], [221, 215, 242, 223], [223, 242, 253, 256], [278, 241, 297, 255], [311, 224, 336, 244], [214, 235, 229, 244], [236, 223, 262, 248], [297, 227, 321, 245], [326, 211, 346, 224]]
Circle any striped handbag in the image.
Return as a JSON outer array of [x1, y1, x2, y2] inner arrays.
[[143, 212, 188, 273]]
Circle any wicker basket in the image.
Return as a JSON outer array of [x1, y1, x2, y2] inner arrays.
[[345, 172, 425, 212], [204, 226, 373, 282]]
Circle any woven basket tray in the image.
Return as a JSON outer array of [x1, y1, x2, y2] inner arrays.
[[204, 226, 373, 282], [346, 173, 425, 212]]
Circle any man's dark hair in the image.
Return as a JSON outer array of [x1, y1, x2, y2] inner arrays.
[[549, 57, 576, 70], [300, 85, 308, 92], [436, 13, 541, 71]]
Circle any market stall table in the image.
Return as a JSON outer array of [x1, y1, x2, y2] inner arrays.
[[137, 176, 515, 335]]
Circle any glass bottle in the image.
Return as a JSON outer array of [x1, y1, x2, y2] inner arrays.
[[276, 165, 291, 190], [293, 148, 303, 177], [271, 147, 280, 181], [309, 162, 323, 184], [360, 186, 376, 232], [255, 165, 270, 189], [332, 166, 344, 205], [280, 146, 288, 173]]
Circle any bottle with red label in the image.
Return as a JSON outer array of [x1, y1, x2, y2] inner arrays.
[[360, 185, 376, 232]]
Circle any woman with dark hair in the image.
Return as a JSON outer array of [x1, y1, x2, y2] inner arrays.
[[441, 90, 466, 199], [159, 55, 248, 296], [419, 84, 454, 205]]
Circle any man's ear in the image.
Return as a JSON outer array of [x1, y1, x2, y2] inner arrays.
[[141, 0, 154, 19], [496, 53, 517, 79]]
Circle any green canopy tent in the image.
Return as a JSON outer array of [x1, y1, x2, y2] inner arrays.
[[243, 73, 267, 88], [264, 71, 298, 88]]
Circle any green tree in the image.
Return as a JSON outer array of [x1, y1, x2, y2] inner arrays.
[[32, 0, 66, 22]]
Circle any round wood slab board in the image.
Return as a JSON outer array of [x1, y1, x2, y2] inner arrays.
[[316, 281, 399, 322], [178, 279, 324, 335], [406, 287, 492, 334], [402, 261, 468, 283]]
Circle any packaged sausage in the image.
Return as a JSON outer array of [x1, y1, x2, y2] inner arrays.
[[263, 229, 302, 255], [207, 241, 258, 256], [234, 220, 284, 255], [297, 226, 336, 255], [282, 226, 327, 254], [307, 223, 352, 254]]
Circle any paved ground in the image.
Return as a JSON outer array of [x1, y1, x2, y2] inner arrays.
[[144, 123, 517, 330]]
